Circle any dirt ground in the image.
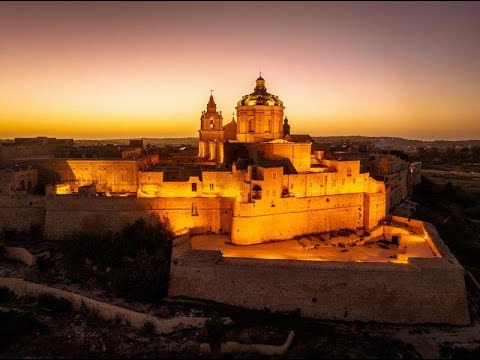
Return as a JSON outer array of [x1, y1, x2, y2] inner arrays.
[[2, 240, 480, 359]]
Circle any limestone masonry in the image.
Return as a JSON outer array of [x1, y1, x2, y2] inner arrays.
[[0, 75, 470, 325], [0, 75, 386, 244]]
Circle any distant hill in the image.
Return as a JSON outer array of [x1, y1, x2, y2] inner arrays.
[[2, 136, 480, 149], [73, 137, 199, 147], [311, 136, 480, 149]]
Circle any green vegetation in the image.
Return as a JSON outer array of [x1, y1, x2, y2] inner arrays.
[[412, 146, 480, 167], [413, 176, 480, 280], [59, 214, 174, 302]]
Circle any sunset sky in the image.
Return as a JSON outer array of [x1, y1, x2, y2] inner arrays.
[[1, 1, 480, 140]]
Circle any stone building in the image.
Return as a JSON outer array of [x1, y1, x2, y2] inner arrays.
[[366, 154, 411, 212], [0, 137, 73, 166], [0, 167, 38, 197], [0, 75, 387, 245]]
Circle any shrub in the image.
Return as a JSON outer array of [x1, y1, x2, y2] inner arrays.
[[29, 224, 43, 242], [60, 214, 174, 302], [36, 256, 54, 273], [0, 287, 15, 303], [205, 315, 227, 354], [85, 308, 100, 326], [141, 321, 156, 336], [37, 293, 72, 314], [61, 214, 173, 270], [0, 244, 5, 260], [111, 252, 171, 302]]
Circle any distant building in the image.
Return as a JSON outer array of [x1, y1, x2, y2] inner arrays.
[[0, 137, 73, 166], [0, 166, 38, 197]]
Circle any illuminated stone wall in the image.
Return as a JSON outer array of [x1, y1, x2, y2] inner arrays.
[[23, 159, 140, 194], [231, 193, 366, 245], [43, 196, 234, 239], [169, 220, 470, 325], [256, 140, 312, 173]]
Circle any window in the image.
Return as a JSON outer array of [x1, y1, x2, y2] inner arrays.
[[272, 172, 276, 180], [342, 179, 345, 186], [332, 179, 336, 186], [209, 183, 214, 191], [353, 178, 356, 184], [20, 180, 25, 190], [192, 183, 197, 192], [347, 167, 352, 177], [252, 184, 262, 200], [209, 116, 214, 128], [191, 203, 198, 216], [248, 119, 254, 132], [27, 180, 32, 189]]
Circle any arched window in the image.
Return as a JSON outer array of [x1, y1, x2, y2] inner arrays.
[[347, 167, 352, 177]]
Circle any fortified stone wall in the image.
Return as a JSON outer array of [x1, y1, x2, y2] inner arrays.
[[0, 195, 45, 232], [43, 196, 234, 239], [232, 193, 365, 244], [169, 221, 470, 325]]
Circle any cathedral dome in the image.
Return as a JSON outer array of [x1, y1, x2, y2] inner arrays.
[[237, 76, 284, 107]]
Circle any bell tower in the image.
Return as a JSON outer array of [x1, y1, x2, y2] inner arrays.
[[200, 91, 223, 135], [198, 91, 226, 160]]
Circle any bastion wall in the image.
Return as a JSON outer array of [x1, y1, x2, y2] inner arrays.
[[169, 220, 470, 325], [231, 192, 385, 245], [0, 195, 45, 232], [43, 197, 234, 239]]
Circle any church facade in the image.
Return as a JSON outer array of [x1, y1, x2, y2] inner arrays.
[[142, 75, 386, 244]]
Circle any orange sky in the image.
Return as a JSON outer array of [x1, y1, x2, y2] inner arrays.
[[1, 2, 480, 140]]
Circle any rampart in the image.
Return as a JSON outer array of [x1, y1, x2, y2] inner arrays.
[[232, 192, 384, 244], [43, 196, 234, 239], [0, 195, 45, 232], [169, 220, 470, 325]]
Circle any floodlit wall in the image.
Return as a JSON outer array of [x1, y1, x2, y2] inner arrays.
[[43, 196, 234, 239], [169, 221, 470, 325], [256, 140, 312, 173], [231, 193, 366, 245]]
